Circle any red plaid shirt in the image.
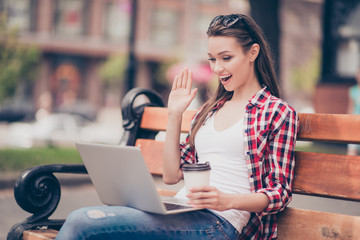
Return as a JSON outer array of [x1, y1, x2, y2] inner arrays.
[[179, 87, 298, 239]]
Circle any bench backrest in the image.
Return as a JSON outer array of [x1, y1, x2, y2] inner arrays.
[[135, 106, 360, 239]]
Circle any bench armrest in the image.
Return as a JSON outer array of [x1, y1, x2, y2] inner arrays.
[[8, 87, 165, 240], [7, 164, 87, 240], [120, 88, 164, 146]]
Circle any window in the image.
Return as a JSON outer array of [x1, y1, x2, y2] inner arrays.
[[54, 0, 87, 37], [103, 0, 130, 42], [193, 13, 214, 55], [336, 3, 360, 77], [1, 0, 34, 32], [196, 0, 221, 4], [150, 7, 180, 48]]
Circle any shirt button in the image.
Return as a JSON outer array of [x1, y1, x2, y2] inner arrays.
[[246, 151, 250, 155]]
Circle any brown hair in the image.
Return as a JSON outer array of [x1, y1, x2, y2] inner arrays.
[[187, 14, 280, 148]]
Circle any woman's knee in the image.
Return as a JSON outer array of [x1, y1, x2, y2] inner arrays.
[[57, 207, 98, 239]]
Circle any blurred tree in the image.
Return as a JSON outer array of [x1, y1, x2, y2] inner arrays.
[[0, 13, 40, 103], [99, 54, 127, 91], [250, 0, 280, 79], [291, 50, 321, 96]]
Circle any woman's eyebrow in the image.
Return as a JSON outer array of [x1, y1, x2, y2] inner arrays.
[[208, 50, 231, 56]]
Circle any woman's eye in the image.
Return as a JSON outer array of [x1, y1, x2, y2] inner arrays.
[[223, 56, 232, 61], [208, 58, 216, 62]]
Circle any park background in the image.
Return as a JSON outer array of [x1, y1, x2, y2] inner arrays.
[[1, 0, 359, 129], [0, 0, 360, 239]]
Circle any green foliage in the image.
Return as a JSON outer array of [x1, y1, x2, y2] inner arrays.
[[0, 13, 40, 103], [0, 147, 82, 172], [99, 54, 127, 90], [0, 143, 346, 173], [290, 50, 321, 95], [154, 58, 178, 86]]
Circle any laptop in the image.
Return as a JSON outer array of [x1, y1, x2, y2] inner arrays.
[[75, 142, 199, 214]]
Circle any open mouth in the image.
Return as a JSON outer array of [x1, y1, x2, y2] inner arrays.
[[220, 75, 232, 84]]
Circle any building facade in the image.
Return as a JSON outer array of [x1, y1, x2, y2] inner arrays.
[[0, 0, 247, 115], [2, 0, 357, 116]]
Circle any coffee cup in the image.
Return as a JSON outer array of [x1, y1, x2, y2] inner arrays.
[[182, 162, 211, 192]]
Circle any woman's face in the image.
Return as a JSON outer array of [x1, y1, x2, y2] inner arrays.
[[207, 36, 256, 93]]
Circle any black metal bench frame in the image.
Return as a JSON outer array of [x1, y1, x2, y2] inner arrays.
[[7, 88, 164, 240]]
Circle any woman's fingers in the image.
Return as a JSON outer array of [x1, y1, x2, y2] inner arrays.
[[182, 69, 189, 88], [189, 185, 215, 193], [176, 70, 183, 89], [187, 186, 215, 199], [172, 75, 178, 91], [186, 187, 230, 211], [173, 68, 192, 90], [185, 70, 192, 90]]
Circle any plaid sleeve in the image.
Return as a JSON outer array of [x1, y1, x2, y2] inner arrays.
[[179, 141, 196, 167], [256, 106, 298, 216], [179, 109, 201, 167]]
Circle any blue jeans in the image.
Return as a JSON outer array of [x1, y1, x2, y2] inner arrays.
[[56, 206, 240, 240]]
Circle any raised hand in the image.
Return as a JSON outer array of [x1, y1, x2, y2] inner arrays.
[[168, 68, 198, 116]]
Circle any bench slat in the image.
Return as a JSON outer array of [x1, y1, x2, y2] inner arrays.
[[23, 229, 58, 240], [140, 107, 360, 144], [135, 139, 164, 175], [135, 139, 360, 201], [157, 188, 176, 197], [140, 107, 196, 133], [278, 208, 360, 240], [293, 151, 360, 201], [298, 113, 360, 143]]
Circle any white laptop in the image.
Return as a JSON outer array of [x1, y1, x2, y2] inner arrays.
[[75, 142, 199, 214]]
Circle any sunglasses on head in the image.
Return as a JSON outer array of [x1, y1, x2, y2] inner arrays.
[[209, 14, 258, 43]]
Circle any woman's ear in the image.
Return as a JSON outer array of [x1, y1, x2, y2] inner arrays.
[[249, 43, 260, 62]]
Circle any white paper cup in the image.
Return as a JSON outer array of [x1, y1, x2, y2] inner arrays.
[[182, 162, 211, 192]]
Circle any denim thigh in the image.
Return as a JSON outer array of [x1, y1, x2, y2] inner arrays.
[[56, 206, 240, 240]]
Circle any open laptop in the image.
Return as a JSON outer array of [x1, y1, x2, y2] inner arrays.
[[75, 142, 199, 214]]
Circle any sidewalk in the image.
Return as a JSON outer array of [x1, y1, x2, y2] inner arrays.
[[0, 107, 124, 191], [0, 107, 123, 149], [0, 172, 93, 190]]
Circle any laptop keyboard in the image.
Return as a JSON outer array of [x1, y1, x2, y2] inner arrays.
[[164, 202, 193, 211]]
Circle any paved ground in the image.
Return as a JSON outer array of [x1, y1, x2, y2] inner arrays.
[[1, 184, 100, 240]]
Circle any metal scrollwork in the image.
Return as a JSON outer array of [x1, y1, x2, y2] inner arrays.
[[120, 88, 165, 146], [8, 88, 164, 240], [15, 171, 60, 220], [7, 164, 87, 240]]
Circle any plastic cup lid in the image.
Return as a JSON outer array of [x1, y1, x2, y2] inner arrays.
[[182, 162, 211, 171]]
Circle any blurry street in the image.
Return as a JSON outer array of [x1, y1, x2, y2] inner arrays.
[[0, 107, 123, 149]]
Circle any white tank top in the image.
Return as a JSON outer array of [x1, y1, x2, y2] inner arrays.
[[176, 114, 251, 232]]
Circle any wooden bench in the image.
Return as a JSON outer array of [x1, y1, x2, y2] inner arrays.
[[7, 88, 360, 240]]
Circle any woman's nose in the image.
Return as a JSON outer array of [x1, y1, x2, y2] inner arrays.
[[213, 62, 224, 74]]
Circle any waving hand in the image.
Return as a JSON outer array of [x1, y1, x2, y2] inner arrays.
[[168, 68, 198, 116]]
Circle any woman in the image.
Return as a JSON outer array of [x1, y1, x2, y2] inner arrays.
[[57, 14, 298, 240]]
